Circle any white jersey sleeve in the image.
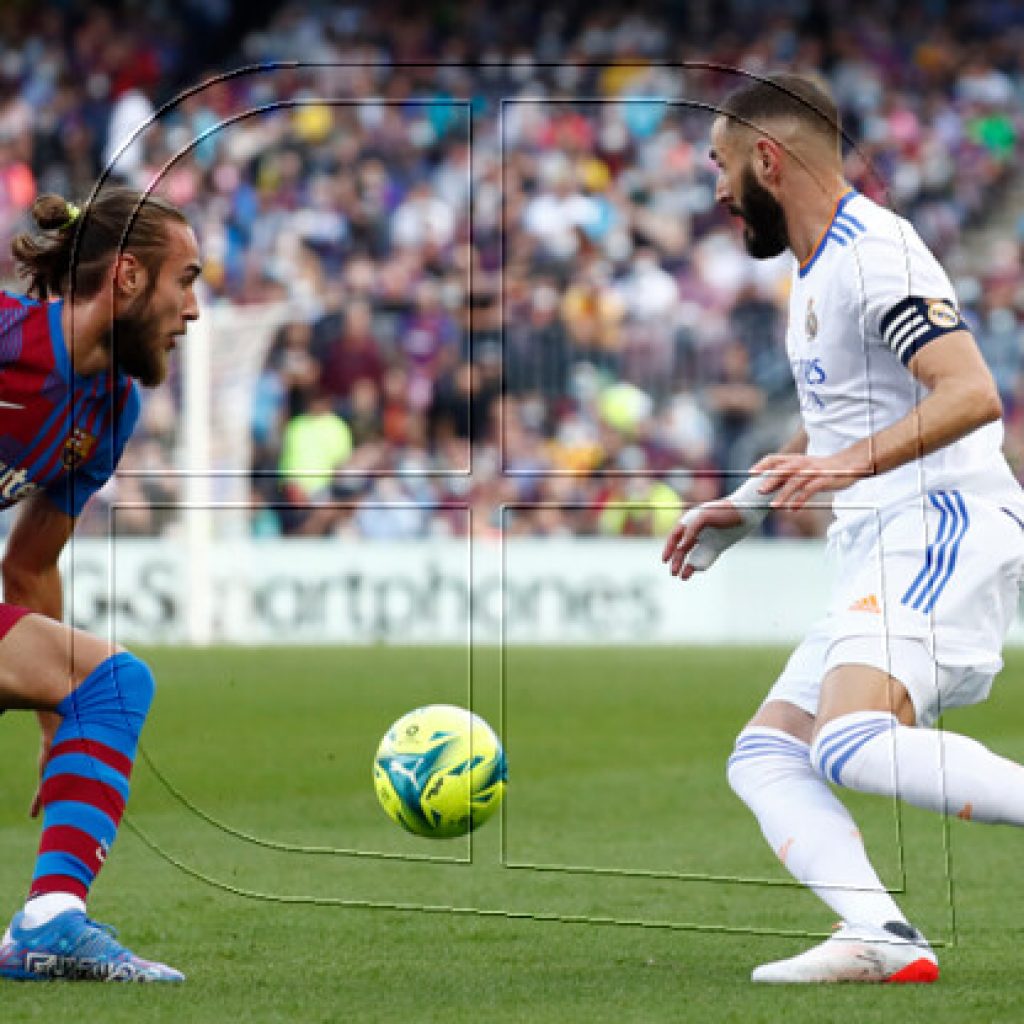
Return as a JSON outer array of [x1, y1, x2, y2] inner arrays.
[[853, 223, 966, 367], [786, 191, 1022, 522]]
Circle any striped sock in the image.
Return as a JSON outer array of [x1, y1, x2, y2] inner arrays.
[[812, 710, 1024, 824], [29, 653, 155, 902], [728, 727, 907, 927]]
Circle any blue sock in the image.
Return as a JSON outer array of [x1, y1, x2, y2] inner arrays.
[[30, 653, 155, 901]]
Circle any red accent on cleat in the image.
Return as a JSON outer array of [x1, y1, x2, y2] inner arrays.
[[886, 958, 940, 984]]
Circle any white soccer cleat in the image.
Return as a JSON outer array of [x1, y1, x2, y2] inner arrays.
[[751, 921, 939, 984]]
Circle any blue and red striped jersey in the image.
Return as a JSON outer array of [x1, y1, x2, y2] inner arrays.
[[0, 291, 140, 517]]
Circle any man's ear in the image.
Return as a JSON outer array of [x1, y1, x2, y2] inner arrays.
[[752, 136, 783, 186], [112, 252, 148, 300]]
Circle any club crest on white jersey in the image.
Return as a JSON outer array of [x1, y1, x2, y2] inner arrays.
[[785, 189, 1018, 521]]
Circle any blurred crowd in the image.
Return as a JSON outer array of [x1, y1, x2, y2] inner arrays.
[[0, 0, 1022, 539]]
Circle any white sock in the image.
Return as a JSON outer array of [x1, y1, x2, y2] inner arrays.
[[728, 727, 907, 927], [812, 711, 1024, 823], [20, 892, 87, 930]]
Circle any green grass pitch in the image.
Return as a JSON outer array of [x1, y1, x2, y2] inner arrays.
[[2, 645, 1024, 1022]]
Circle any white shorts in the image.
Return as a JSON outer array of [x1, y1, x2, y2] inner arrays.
[[765, 491, 1024, 727]]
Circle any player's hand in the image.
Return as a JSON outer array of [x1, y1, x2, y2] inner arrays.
[[751, 450, 870, 511], [30, 710, 60, 818], [662, 501, 746, 581]]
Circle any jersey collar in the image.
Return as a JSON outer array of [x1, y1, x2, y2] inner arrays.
[[47, 299, 71, 378], [798, 187, 856, 279]]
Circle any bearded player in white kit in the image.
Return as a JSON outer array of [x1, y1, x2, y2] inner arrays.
[[662, 72, 1024, 983]]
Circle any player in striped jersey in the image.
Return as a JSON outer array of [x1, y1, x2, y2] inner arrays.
[[663, 73, 1024, 983], [0, 189, 200, 982]]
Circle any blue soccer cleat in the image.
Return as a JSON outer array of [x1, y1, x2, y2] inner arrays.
[[0, 910, 184, 982]]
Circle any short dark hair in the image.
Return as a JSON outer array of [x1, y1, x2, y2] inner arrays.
[[11, 187, 188, 301], [719, 73, 841, 149]]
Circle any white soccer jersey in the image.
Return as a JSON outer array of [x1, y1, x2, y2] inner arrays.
[[785, 189, 1023, 523]]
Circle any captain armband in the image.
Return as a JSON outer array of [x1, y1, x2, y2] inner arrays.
[[879, 297, 966, 366]]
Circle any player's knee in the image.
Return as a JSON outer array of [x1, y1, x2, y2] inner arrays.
[[58, 651, 156, 728], [726, 730, 764, 804], [728, 726, 814, 804], [113, 653, 156, 719], [809, 713, 883, 786], [808, 719, 850, 782], [726, 753, 754, 804], [808, 731, 831, 782]]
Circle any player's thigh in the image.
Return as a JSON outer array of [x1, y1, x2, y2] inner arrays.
[[815, 661, 916, 734], [746, 628, 828, 742], [823, 632, 1001, 729], [0, 613, 117, 711]]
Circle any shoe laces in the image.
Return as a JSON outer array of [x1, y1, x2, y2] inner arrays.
[[69, 917, 131, 962], [85, 918, 118, 939]]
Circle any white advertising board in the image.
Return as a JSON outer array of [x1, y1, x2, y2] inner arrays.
[[59, 537, 1024, 647]]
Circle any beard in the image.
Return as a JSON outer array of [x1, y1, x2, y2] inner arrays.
[[734, 166, 789, 259], [107, 299, 167, 387]]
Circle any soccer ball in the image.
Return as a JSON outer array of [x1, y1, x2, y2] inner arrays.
[[374, 705, 507, 839]]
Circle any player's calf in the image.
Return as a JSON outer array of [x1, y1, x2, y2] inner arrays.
[[29, 652, 154, 901], [0, 652, 170, 979]]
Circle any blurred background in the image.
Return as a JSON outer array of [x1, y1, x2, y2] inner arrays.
[[0, 0, 1021, 545]]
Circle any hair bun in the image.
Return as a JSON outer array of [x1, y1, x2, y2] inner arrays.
[[32, 193, 77, 232]]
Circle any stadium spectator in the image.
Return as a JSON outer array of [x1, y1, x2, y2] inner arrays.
[[316, 298, 387, 408], [277, 390, 353, 535], [703, 340, 767, 475], [0, 0, 1020, 540]]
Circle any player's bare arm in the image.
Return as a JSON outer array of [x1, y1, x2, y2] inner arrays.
[[752, 329, 1000, 511], [2, 491, 76, 618]]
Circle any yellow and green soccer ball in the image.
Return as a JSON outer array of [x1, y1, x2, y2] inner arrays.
[[374, 705, 506, 839]]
